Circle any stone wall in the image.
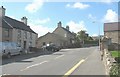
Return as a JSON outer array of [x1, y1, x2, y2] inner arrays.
[[104, 31, 120, 44]]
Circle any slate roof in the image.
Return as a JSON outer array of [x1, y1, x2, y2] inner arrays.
[[38, 32, 66, 41], [53, 26, 73, 35], [62, 27, 73, 35], [2, 19, 13, 29], [1, 16, 37, 34]]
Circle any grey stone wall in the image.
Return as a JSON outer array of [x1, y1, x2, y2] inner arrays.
[[37, 33, 66, 48], [104, 31, 120, 44]]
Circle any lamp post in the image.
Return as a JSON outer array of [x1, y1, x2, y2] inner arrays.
[[92, 21, 101, 51]]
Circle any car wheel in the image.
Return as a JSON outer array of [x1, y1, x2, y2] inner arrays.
[[7, 53, 11, 58]]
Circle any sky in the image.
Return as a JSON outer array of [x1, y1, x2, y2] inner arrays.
[[1, 0, 119, 37]]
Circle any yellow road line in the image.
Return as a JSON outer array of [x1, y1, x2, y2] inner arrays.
[[63, 59, 85, 77]]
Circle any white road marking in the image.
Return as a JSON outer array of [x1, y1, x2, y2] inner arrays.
[[54, 55, 64, 59], [20, 61, 49, 71], [1, 73, 11, 76]]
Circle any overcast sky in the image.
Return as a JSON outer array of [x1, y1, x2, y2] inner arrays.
[[1, 0, 119, 37]]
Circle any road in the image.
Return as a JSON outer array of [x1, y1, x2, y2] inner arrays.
[[1, 46, 106, 76]]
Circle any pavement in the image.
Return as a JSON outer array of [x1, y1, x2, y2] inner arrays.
[[1, 46, 106, 76]]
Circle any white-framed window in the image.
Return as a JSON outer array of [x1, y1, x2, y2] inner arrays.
[[17, 40, 21, 46], [4, 28, 9, 37], [18, 30, 21, 39], [24, 31, 27, 39], [64, 33, 67, 37], [29, 41, 32, 47], [30, 32, 32, 40]]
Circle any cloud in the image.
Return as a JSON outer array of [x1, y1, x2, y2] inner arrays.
[[28, 19, 53, 37], [25, 0, 44, 13], [66, 21, 87, 33], [88, 14, 97, 21], [35, 18, 50, 24], [101, 0, 113, 4], [66, 2, 90, 9], [103, 9, 118, 23]]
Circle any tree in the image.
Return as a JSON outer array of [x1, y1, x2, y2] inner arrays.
[[77, 30, 87, 44]]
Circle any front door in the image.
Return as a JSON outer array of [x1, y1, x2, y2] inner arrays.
[[23, 41, 26, 49]]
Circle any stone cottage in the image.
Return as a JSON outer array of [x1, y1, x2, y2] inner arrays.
[[37, 21, 75, 48]]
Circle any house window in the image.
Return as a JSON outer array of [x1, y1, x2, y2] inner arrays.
[[64, 33, 67, 37], [30, 33, 32, 40], [18, 30, 21, 39], [17, 40, 21, 47], [24, 31, 27, 39], [4, 29, 9, 37], [29, 41, 32, 47]]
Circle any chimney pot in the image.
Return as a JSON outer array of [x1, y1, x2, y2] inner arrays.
[[0, 6, 6, 17], [66, 25, 69, 31], [58, 21, 62, 27], [21, 16, 27, 25]]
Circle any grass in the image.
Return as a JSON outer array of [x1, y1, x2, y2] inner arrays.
[[111, 51, 120, 57]]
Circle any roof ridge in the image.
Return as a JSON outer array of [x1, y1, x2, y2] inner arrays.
[[5, 16, 26, 26], [4, 16, 37, 34]]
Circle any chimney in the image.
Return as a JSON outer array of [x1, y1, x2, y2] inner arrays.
[[58, 21, 62, 27], [66, 25, 69, 31], [0, 6, 6, 17], [21, 16, 27, 25]]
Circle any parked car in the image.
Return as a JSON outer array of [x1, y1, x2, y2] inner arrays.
[[46, 44, 61, 52], [0, 42, 23, 58]]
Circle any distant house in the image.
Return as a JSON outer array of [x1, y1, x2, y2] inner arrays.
[[37, 21, 75, 48], [92, 35, 104, 41], [0, 6, 38, 50], [104, 22, 120, 44]]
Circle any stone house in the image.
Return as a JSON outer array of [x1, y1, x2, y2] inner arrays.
[[37, 21, 75, 48], [0, 6, 38, 50], [104, 22, 120, 44]]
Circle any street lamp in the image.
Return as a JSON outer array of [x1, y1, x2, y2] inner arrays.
[[92, 21, 101, 50]]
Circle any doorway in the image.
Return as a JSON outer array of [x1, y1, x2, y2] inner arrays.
[[24, 41, 26, 49]]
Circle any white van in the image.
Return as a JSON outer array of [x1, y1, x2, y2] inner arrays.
[[0, 42, 23, 58]]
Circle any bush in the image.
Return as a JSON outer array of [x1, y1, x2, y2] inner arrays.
[[115, 57, 120, 63], [110, 63, 120, 77]]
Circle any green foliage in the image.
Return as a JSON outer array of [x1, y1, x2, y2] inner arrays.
[[111, 51, 120, 57], [75, 30, 94, 43], [76, 30, 87, 42], [110, 63, 120, 77]]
